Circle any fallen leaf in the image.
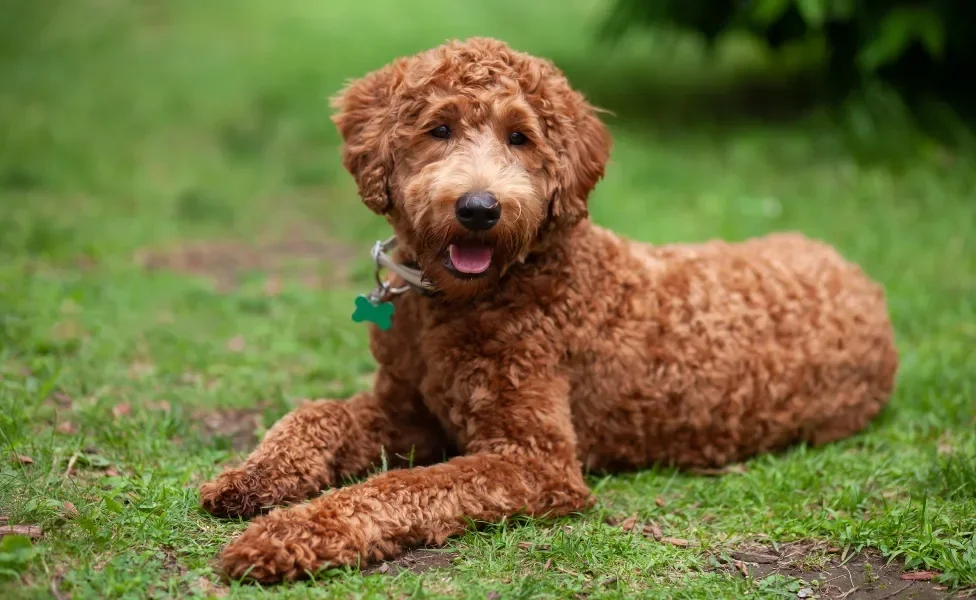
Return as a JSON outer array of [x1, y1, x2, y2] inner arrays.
[[603, 516, 620, 526], [112, 402, 131, 418], [619, 515, 638, 532], [227, 335, 246, 352], [486, 592, 502, 600], [518, 541, 532, 550], [105, 467, 121, 477], [602, 576, 618, 586], [64, 454, 78, 478], [734, 560, 749, 577], [655, 497, 666, 508], [62, 502, 78, 519], [56, 422, 77, 434], [642, 524, 663, 541], [51, 391, 73, 408], [797, 587, 814, 598], [16, 455, 34, 465], [661, 537, 690, 548], [900, 571, 939, 581], [376, 562, 390, 574], [1, 524, 42, 539], [543, 558, 552, 571]]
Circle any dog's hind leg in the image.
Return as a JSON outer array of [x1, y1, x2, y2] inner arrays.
[[199, 370, 446, 519]]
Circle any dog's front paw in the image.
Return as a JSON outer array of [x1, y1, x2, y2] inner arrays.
[[200, 467, 276, 519], [219, 506, 369, 583]]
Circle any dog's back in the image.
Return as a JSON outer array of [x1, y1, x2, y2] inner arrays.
[[551, 226, 898, 470]]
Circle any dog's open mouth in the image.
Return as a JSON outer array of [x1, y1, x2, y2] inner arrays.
[[445, 241, 493, 277]]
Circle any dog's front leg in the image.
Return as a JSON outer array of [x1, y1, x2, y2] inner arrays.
[[217, 375, 590, 583], [199, 370, 444, 519]]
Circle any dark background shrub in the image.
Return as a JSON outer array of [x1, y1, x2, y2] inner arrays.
[[600, 0, 976, 122]]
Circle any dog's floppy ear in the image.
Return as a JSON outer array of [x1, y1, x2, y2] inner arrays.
[[331, 65, 399, 214], [548, 89, 612, 229]]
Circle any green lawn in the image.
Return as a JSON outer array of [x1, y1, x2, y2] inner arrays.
[[1, 0, 974, 598]]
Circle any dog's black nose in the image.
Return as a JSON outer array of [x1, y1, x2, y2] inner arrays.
[[455, 192, 500, 231]]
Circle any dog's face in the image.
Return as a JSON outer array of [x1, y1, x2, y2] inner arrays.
[[331, 38, 611, 300]]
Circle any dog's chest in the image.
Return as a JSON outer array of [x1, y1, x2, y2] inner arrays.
[[410, 347, 460, 438], [412, 337, 505, 449]]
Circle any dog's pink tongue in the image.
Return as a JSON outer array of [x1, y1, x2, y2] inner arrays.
[[449, 243, 492, 274]]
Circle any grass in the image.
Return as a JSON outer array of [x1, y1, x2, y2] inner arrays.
[[1, 0, 974, 598]]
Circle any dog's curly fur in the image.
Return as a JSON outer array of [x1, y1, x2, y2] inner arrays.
[[199, 37, 898, 583]]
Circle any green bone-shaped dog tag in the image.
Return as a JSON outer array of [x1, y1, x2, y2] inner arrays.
[[351, 295, 394, 330]]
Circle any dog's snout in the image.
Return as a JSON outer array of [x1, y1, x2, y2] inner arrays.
[[455, 192, 500, 231]]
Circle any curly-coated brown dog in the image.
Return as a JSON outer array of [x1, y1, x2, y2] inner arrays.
[[199, 37, 898, 583]]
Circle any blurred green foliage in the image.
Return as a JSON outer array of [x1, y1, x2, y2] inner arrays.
[[0, 535, 35, 580], [601, 0, 976, 116]]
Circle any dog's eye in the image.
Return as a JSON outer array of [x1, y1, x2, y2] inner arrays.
[[430, 125, 451, 139], [508, 132, 528, 146]]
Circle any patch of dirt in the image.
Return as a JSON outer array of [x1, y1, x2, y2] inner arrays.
[[197, 406, 267, 452], [136, 226, 360, 292], [717, 541, 964, 599], [362, 549, 459, 576]]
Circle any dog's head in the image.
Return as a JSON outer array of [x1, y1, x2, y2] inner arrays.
[[331, 37, 611, 300]]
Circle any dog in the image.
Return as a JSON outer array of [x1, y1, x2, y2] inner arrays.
[[199, 37, 898, 583]]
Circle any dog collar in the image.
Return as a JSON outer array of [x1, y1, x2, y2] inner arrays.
[[352, 237, 434, 330], [352, 236, 434, 331], [369, 236, 436, 299]]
